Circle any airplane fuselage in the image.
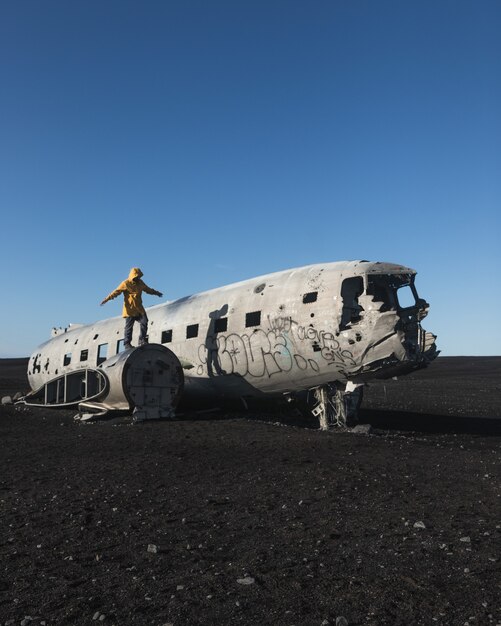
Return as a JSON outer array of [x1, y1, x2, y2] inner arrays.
[[28, 261, 438, 405]]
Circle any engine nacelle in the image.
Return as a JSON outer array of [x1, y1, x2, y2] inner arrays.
[[81, 344, 184, 420]]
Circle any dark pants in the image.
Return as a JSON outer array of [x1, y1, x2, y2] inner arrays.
[[124, 314, 148, 346]]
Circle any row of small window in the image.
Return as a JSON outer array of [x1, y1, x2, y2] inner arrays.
[[63, 343, 111, 366], [160, 295, 317, 343], [161, 308, 261, 342], [62, 293, 319, 365], [58, 293, 319, 351]]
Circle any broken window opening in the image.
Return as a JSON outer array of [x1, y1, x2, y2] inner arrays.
[[214, 318, 228, 334], [63, 353, 72, 366], [303, 292, 318, 304], [367, 274, 416, 312], [80, 349, 89, 362], [396, 284, 416, 309], [161, 329, 173, 344], [246, 311, 261, 327], [97, 343, 108, 365], [340, 277, 364, 330], [186, 324, 199, 339], [117, 339, 125, 353]]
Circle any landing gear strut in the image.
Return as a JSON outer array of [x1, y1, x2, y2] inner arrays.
[[311, 383, 364, 430]]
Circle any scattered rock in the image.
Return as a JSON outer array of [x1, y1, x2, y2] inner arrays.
[[413, 521, 426, 529], [460, 536, 471, 543], [237, 576, 255, 585], [92, 612, 100, 621], [147, 544, 158, 554], [1, 396, 13, 405], [336, 617, 349, 626], [351, 424, 372, 435], [13, 392, 23, 401]]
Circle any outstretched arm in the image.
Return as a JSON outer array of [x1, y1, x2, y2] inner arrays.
[[142, 283, 163, 297], [100, 283, 126, 306]]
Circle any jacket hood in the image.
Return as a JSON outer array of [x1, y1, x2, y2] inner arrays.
[[129, 267, 143, 280]]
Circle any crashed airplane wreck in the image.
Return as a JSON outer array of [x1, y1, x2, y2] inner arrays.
[[23, 261, 438, 428]]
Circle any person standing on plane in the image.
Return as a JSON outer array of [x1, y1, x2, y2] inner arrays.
[[100, 267, 163, 349]]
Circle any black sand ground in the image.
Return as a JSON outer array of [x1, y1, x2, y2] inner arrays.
[[1, 357, 500, 625]]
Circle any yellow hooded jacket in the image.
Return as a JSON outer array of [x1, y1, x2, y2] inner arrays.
[[102, 268, 162, 317]]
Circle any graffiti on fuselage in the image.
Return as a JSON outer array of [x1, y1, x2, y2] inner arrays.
[[267, 315, 293, 333], [297, 326, 357, 368], [196, 322, 356, 378]]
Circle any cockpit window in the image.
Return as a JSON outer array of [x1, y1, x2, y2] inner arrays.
[[396, 283, 415, 308], [367, 274, 416, 311]]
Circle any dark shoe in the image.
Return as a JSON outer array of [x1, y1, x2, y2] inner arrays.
[[124, 343, 133, 350]]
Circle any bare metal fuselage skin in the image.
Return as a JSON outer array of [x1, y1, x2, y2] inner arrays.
[[28, 261, 438, 402]]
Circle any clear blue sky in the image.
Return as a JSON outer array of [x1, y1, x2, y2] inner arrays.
[[1, 0, 500, 357]]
